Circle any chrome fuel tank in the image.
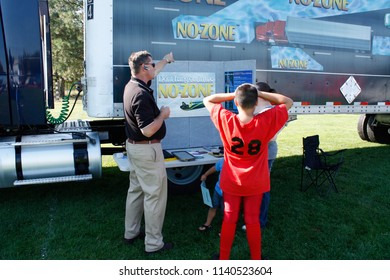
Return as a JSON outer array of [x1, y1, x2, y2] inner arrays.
[[0, 132, 101, 188]]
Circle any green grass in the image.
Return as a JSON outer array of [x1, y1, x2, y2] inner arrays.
[[1, 114, 390, 260]]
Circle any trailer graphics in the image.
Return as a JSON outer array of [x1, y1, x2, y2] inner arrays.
[[103, 0, 390, 113], [173, 15, 248, 43], [372, 36, 390, 56], [270, 47, 324, 71], [157, 72, 215, 117]]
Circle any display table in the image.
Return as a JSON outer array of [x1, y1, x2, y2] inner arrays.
[[113, 147, 222, 171]]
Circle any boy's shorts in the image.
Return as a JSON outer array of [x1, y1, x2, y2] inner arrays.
[[212, 191, 224, 210]]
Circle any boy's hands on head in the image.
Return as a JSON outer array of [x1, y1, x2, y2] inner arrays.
[[258, 90, 293, 110]]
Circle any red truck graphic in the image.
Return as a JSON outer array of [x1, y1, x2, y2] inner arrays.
[[256, 20, 288, 45]]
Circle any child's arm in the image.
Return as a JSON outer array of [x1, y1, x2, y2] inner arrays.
[[200, 165, 217, 181], [258, 91, 293, 110], [203, 93, 236, 113]]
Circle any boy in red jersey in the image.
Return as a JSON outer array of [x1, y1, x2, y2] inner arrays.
[[203, 83, 293, 260]]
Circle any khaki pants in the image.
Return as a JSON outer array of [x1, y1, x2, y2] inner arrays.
[[124, 141, 168, 252]]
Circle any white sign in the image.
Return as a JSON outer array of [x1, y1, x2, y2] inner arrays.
[[340, 76, 361, 104], [156, 72, 215, 117]]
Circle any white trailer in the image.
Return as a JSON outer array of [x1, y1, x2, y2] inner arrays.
[[84, 0, 390, 147]]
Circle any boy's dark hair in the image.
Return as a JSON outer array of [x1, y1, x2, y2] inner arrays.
[[235, 83, 258, 109]]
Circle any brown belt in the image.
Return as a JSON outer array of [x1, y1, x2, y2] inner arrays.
[[127, 138, 161, 144]]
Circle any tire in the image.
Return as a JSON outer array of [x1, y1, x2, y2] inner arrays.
[[167, 164, 212, 195], [366, 114, 377, 142], [357, 114, 369, 141], [365, 115, 390, 144], [371, 126, 390, 144]]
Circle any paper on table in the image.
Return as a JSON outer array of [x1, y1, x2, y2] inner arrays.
[[200, 181, 213, 208]]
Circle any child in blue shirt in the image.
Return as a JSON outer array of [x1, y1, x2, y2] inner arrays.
[[198, 158, 224, 232]]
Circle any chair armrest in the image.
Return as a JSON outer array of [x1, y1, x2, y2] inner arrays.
[[320, 149, 346, 157]]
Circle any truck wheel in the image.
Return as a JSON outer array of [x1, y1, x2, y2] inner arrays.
[[380, 128, 390, 144], [167, 165, 211, 195], [370, 126, 390, 144], [366, 114, 377, 142], [363, 114, 390, 144], [357, 114, 369, 141]]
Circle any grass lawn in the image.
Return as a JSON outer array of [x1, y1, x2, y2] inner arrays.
[[0, 109, 389, 260]]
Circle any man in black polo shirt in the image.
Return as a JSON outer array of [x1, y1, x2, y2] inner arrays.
[[123, 50, 174, 254]]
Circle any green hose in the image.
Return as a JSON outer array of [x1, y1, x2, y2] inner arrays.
[[46, 82, 80, 125], [46, 94, 70, 124]]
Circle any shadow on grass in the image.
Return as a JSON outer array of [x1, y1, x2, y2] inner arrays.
[[0, 145, 389, 260]]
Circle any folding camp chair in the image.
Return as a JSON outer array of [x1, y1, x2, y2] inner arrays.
[[300, 135, 346, 196]]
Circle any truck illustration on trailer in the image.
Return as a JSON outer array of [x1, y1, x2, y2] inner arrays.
[[257, 16, 372, 51], [1, 0, 390, 190]]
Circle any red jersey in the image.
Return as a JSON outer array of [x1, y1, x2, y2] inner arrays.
[[210, 104, 288, 196]]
